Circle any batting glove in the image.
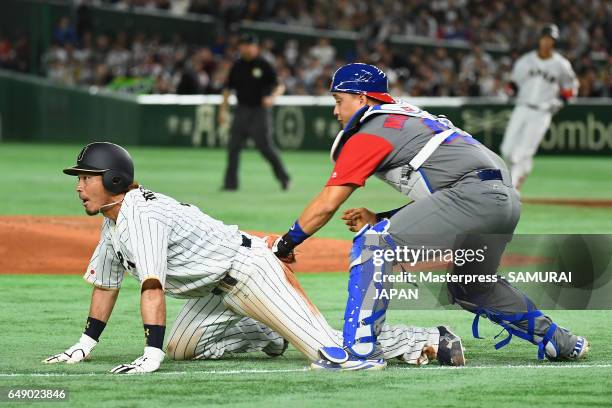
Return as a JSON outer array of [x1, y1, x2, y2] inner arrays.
[[268, 236, 297, 263], [42, 333, 97, 364], [109, 346, 165, 374]]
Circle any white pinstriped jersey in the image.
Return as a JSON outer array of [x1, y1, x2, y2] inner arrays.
[[511, 51, 577, 107], [83, 186, 245, 298]]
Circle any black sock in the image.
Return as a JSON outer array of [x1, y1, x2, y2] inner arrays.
[[144, 324, 165, 349], [84, 317, 106, 341]]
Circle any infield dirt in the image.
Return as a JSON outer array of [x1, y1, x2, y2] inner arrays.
[[1, 216, 550, 275]]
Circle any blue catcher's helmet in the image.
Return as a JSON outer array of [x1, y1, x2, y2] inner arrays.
[[330, 63, 395, 103]]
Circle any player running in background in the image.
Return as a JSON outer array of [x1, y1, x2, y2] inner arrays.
[[43, 142, 462, 373], [500, 24, 578, 190], [269, 62, 589, 371]]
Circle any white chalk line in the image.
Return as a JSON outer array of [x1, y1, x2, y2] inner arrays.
[[1, 364, 610, 377]]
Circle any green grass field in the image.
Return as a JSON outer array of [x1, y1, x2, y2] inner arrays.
[[1, 143, 611, 407]]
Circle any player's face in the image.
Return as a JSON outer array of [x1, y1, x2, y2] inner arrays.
[[538, 36, 554, 53], [76, 174, 111, 216], [239, 43, 258, 60], [332, 93, 367, 127]]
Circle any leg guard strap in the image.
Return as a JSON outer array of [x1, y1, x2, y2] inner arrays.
[[472, 294, 556, 359], [537, 323, 558, 360]]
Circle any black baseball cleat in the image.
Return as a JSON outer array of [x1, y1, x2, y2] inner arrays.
[[437, 326, 466, 366], [280, 178, 291, 191], [264, 339, 289, 358]]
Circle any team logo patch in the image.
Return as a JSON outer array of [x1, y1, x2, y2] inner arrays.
[[252, 67, 262, 78], [89, 269, 95, 275], [77, 145, 91, 163], [140, 187, 157, 201], [354, 69, 374, 82], [383, 114, 408, 130]]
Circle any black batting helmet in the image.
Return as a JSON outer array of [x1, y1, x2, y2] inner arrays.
[[63, 142, 134, 194], [541, 24, 560, 41]]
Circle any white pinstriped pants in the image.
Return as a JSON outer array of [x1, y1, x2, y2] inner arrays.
[[166, 236, 439, 363], [500, 105, 552, 188]]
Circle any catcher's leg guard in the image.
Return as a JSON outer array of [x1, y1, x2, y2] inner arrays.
[[449, 277, 566, 360], [447, 234, 563, 360], [471, 291, 557, 360], [341, 219, 396, 358]]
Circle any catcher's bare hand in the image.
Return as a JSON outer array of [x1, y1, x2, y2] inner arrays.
[[341, 208, 377, 232], [265, 235, 297, 264], [110, 347, 165, 374], [42, 334, 97, 364]]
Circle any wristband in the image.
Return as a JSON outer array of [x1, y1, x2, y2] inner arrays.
[[286, 220, 309, 245], [84, 316, 106, 341], [144, 324, 166, 350]]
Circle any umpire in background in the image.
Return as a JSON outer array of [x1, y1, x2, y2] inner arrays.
[[218, 33, 290, 191]]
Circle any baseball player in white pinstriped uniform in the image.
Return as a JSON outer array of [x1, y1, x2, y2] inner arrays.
[[500, 24, 578, 189], [43, 142, 460, 373]]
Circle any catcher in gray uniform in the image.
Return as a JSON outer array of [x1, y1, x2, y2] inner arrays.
[[269, 63, 590, 370]]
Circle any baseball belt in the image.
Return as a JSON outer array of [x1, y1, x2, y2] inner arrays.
[[212, 234, 251, 295]]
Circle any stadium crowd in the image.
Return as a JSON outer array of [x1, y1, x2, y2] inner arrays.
[[0, 32, 29, 73], [3, 0, 610, 97]]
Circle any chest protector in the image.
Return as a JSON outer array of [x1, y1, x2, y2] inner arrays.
[[330, 102, 472, 201]]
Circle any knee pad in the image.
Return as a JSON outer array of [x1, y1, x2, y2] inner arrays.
[[343, 219, 396, 358]]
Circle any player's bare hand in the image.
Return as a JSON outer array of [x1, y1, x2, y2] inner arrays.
[[266, 235, 297, 264], [110, 347, 165, 374], [42, 334, 97, 364], [262, 96, 275, 108], [264, 235, 279, 250], [341, 208, 377, 232]]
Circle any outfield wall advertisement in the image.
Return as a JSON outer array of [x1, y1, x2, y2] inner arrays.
[[1, 70, 611, 155]]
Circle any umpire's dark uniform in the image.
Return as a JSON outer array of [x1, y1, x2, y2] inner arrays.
[[222, 38, 290, 191]]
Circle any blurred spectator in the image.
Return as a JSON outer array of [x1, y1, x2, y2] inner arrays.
[[106, 32, 130, 76], [309, 38, 336, 66], [0, 34, 16, 69], [174, 60, 199, 94], [53, 17, 78, 46]]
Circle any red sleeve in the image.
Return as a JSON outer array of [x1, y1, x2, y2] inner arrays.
[[560, 88, 574, 100], [326, 133, 393, 187]]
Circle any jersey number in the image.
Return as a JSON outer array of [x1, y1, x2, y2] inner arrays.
[[116, 251, 136, 271], [140, 188, 157, 201]]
